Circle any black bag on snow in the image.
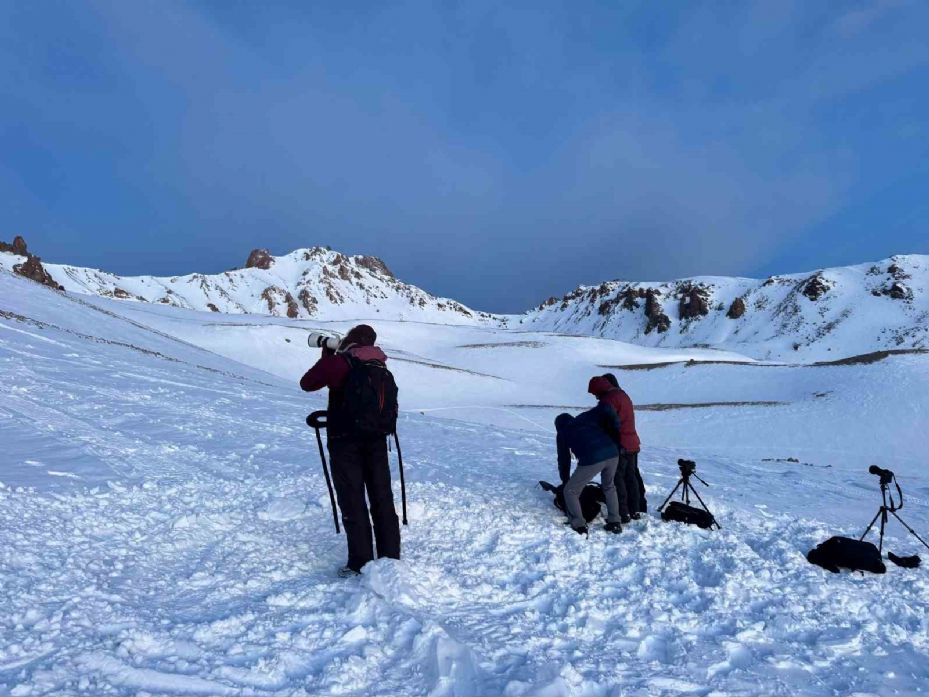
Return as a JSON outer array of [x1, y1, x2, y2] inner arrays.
[[539, 480, 604, 523], [807, 536, 887, 574], [341, 356, 399, 436], [661, 501, 715, 529]]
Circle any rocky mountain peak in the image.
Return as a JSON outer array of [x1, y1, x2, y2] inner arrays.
[[245, 248, 274, 270], [0, 235, 29, 256]]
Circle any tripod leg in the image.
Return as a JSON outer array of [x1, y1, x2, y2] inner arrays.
[[314, 427, 341, 534], [889, 511, 929, 553], [878, 509, 887, 553], [658, 480, 684, 512], [859, 509, 882, 542], [687, 482, 720, 529]]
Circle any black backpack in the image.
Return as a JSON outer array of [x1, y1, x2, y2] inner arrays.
[[661, 501, 716, 529], [807, 536, 887, 574], [341, 356, 399, 436], [539, 480, 605, 523]]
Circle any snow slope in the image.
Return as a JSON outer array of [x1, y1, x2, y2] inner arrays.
[[0, 246, 494, 325], [519, 255, 929, 361], [3, 270, 929, 695], [89, 296, 929, 473]]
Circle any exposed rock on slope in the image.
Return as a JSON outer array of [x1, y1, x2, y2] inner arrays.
[[727, 297, 746, 320], [520, 255, 929, 361], [0, 236, 64, 291], [644, 289, 670, 334], [14, 254, 63, 290], [245, 248, 274, 270], [0, 245, 494, 325], [0, 235, 28, 256]]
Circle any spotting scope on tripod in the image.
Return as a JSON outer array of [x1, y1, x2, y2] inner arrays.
[[658, 459, 720, 530], [859, 465, 929, 555]]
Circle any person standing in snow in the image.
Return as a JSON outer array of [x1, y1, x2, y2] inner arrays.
[[554, 403, 624, 535], [300, 324, 401, 576], [588, 374, 645, 521]]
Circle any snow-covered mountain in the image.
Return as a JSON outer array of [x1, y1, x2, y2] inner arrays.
[[0, 240, 494, 325], [3, 236, 928, 360], [520, 255, 929, 360]]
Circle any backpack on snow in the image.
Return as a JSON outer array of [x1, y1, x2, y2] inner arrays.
[[341, 356, 399, 436], [539, 480, 605, 523], [661, 501, 715, 529], [806, 536, 887, 574]]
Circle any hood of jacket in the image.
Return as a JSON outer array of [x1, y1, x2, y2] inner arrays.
[[587, 376, 613, 397], [347, 345, 388, 363]]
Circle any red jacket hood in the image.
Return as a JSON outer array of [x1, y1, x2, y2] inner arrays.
[[588, 376, 613, 397], [347, 346, 388, 363]]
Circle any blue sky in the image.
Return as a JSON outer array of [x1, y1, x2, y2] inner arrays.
[[2, 1, 928, 312]]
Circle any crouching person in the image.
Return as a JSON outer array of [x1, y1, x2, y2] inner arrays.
[[300, 324, 401, 577], [554, 403, 623, 535]]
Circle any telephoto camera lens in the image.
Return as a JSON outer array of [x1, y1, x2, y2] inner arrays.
[[307, 332, 341, 351]]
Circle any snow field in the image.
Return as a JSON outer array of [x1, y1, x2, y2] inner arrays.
[[3, 272, 929, 695], [4, 429, 929, 695]]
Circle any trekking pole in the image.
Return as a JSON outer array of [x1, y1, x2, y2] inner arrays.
[[306, 410, 340, 533], [393, 431, 408, 525]]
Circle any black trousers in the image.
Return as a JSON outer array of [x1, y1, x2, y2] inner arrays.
[[328, 435, 401, 571], [615, 451, 647, 515]]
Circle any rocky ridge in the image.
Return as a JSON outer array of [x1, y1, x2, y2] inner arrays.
[[0, 241, 492, 325], [2, 237, 927, 360], [521, 255, 929, 360]]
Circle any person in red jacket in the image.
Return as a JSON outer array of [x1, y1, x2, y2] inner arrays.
[[300, 324, 401, 576], [587, 374, 646, 521]]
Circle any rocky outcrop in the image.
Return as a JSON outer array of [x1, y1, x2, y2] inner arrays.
[[14, 255, 63, 290], [800, 274, 831, 301], [355, 255, 394, 279], [0, 236, 28, 256], [727, 297, 746, 319], [261, 286, 299, 318], [245, 249, 274, 270], [884, 282, 913, 300], [888, 263, 910, 281], [678, 285, 710, 320], [206, 303, 220, 312], [644, 289, 670, 334], [298, 288, 318, 315]]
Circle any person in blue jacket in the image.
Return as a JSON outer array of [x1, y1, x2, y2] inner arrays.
[[555, 402, 623, 535]]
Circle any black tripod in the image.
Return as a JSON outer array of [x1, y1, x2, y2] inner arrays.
[[658, 459, 720, 529], [306, 410, 408, 534], [859, 465, 929, 554]]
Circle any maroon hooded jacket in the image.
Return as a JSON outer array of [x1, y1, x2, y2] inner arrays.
[[588, 376, 641, 453]]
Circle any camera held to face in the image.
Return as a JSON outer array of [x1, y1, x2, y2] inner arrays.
[[307, 332, 342, 352]]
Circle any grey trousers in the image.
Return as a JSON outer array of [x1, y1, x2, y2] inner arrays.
[[564, 456, 621, 529]]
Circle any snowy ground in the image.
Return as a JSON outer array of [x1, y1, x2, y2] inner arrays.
[[3, 273, 929, 696]]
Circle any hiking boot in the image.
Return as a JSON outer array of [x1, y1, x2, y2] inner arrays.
[[338, 565, 361, 578], [620, 515, 631, 525], [604, 521, 623, 534], [630, 512, 642, 521], [572, 525, 588, 536]]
